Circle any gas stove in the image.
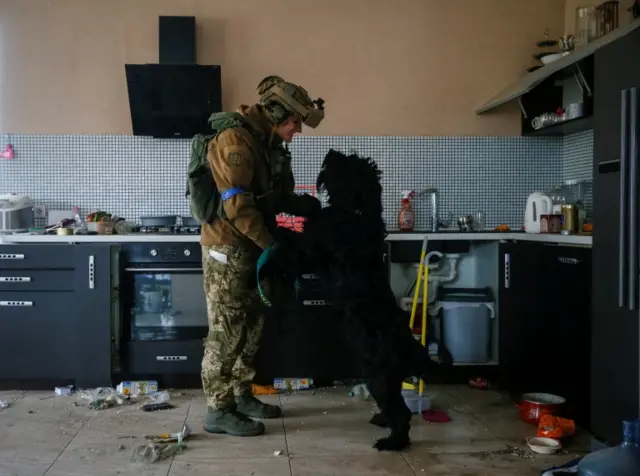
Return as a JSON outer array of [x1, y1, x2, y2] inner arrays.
[[134, 225, 201, 235]]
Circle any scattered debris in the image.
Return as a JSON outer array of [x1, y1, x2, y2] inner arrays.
[[273, 378, 313, 392], [422, 409, 451, 423], [0, 400, 9, 410], [77, 387, 126, 410], [132, 423, 191, 464], [481, 445, 537, 461], [55, 385, 75, 396], [348, 384, 370, 400], [144, 423, 192, 444], [273, 450, 284, 456], [469, 377, 491, 390], [117, 380, 158, 396], [141, 391, 173, 412], [131, 441, 184, 464]]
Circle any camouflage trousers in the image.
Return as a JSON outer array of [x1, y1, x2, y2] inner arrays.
[[201, 244, 266, 409]]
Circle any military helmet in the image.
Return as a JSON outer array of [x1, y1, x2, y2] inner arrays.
[[257, 75, 325, 128]]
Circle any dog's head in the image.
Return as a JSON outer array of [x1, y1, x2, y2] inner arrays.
[[316, 149, 383, 216]]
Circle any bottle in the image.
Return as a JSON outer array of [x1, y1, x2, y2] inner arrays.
[[398, 191, 414, 231], [73, 206, 88, 234], [577, 420, 640, 475]]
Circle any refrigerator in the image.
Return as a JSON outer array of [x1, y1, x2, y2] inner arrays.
[[592, 26, 640, 445]]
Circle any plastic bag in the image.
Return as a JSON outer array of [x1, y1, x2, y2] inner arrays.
[[537, 414, 576, 439], [77, 387, 125, 410]]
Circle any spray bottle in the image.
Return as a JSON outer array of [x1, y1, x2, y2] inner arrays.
[[398, 191, 415, 231]]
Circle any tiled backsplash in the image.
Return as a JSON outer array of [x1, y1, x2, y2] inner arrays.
[[0, 134, 570, 230], [563, 130, 594, 216]]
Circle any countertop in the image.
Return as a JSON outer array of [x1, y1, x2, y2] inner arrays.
[[0, 231, 592, 246]]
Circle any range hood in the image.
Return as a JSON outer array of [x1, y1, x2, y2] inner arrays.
[[125, 16, 222, 138], [475, 20, 640, 115]]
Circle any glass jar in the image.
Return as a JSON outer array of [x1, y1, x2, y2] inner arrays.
[[575, 5, 597, 46], [595, 0, 619, 39]]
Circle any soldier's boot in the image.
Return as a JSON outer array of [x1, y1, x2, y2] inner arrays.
[[235, 393, 283, 419], [203, 406, 265, 436]]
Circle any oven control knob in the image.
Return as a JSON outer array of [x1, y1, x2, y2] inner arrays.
[[149, 249, 158, 257], [183, 249, 191, 257]]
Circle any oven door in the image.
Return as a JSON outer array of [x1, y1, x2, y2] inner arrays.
[[123, 266, 208, 341]]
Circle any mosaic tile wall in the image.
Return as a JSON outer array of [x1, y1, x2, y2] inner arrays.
[[562, 129, 594, 217], [0, 134, 564, 230]]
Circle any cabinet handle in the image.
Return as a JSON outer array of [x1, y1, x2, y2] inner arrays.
[[302, 299, 329, 306], [504, 253, 510, 289], [557, 257, 581, 265], [301, 274, 319, 279], [619, 88, 631, 309], [0, 277, 31, 283], [629, 87, 639, 311], [89, 255, 95, 290], [0, 301, 33, 307], [156, 356, 187, 361], [0, 254, 25, 260]]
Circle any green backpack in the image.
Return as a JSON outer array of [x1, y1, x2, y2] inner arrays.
[[186, 112, 249, 224]]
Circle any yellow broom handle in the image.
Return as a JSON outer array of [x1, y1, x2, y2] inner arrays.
[[409, 252, 424, 329], [421, 265, 428, 347]]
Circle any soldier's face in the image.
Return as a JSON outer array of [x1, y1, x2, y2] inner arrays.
[[276, 116, 302, 143]]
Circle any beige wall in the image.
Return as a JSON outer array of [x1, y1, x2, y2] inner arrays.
[[564, 0, 635, 36], [0, 0, 565, 137]]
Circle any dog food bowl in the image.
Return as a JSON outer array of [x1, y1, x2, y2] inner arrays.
[[526, 436, 561, 454]]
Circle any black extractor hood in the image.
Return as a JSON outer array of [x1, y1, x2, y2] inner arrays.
[[125, 16, 222, 139]]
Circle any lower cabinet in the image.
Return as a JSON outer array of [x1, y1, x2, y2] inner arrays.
[[0, 244, 117, 389], [498, 242, 592, 428]]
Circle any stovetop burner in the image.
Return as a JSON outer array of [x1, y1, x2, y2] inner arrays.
[[136, 225, 201, 235]]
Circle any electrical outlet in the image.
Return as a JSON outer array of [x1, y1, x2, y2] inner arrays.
[[33, 205, 46, 219]]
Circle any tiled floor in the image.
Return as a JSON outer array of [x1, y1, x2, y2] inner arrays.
[[0, 385, 588, 475]]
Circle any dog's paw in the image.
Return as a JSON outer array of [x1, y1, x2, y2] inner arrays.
[[368, 412, 389, 428], [373, 435, 411, 452]]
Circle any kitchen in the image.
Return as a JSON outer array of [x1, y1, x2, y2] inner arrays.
[[0, 1, 639, 475]]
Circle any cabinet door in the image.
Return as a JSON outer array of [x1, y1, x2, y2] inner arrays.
[[0, 292, 76, 380], [594, 26, 640, 165], [72, 245, 117, 388], [542, 245, 592, 426], [498, 242, 544, 394]]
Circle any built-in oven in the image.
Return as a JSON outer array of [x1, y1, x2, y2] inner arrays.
[[120, 242, 207, 379]]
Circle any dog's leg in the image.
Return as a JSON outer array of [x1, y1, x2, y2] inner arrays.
[[368, 411, 390, 428], [368, 373, 412, 452]]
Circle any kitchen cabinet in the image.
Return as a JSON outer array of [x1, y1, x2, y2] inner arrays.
[[0, 244, 116, 389], [498, 242, 545, 394], [541, 245, 592, 427], [498, 242, 592, 426]]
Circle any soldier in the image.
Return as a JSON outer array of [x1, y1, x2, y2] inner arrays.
[[200, 76, 325, 436]]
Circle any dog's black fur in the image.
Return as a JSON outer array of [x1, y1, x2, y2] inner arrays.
[[265, 149, 453, 452]]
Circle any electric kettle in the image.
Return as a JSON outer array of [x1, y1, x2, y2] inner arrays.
[[524, 192, 553, 233]]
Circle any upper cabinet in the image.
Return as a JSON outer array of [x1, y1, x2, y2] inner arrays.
[[476, 20, 640, 136]]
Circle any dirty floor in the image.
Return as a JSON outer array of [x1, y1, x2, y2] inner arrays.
[[0, 385, 588, 475]]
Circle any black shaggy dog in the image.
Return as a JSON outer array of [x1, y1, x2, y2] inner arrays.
[[264, 149, 453, 452]]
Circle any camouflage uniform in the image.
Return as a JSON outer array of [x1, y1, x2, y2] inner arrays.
[[199, 76, 324, 434], [201, 244, 264, 409]]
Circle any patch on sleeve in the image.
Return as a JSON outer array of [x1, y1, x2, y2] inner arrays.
[[224, 145, 247, 167]]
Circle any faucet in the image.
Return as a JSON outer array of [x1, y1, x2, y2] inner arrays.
[[416, 188, 441, 232]]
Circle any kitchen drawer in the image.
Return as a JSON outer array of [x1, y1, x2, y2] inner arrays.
[[0, 244, 76, 270], [0, 292, 76, 379], [127, 340, 204, 375], [0, 270, 75, 291]]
